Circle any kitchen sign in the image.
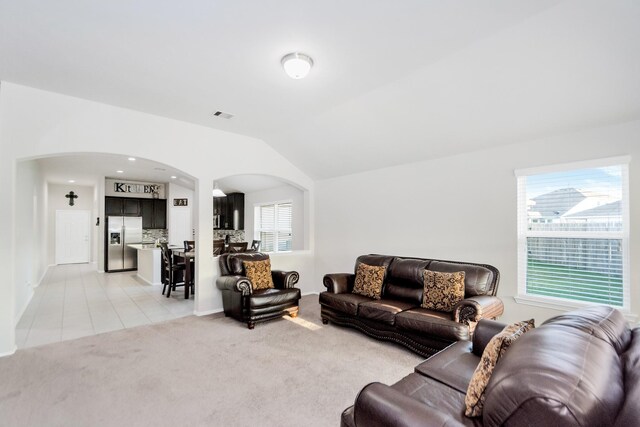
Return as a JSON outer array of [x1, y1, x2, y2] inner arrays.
[[105, 179, 165, 199], [114, 182, 161, 194]]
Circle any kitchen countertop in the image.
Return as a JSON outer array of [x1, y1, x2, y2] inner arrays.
[[128, 244, 182, 251]]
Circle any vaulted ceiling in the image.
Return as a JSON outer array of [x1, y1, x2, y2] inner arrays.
[[1, 1, 639, 179]]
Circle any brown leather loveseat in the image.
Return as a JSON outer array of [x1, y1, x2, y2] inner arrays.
[[342, 305, 640, 427], [320, 254, 503, 357]]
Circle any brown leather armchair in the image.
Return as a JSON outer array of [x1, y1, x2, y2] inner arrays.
[[216, 252, 300, 329]]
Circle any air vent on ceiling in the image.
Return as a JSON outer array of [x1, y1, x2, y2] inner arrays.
[[213, 111, 234, 119]]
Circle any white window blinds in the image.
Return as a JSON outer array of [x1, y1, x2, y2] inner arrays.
[[516, 158, 630, 309], [255, 202, 292, 253]]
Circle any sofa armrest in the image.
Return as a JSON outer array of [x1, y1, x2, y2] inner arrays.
[[323, 273, 355, 294], [454, 295, 504, 327], [472, 319, 507, 357], [216, 275, 253, 296], [353, 382, 466, 427], [272, 270, 299, 289]]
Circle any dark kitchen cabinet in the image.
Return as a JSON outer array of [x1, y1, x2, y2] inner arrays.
[[139, 199, 154, 228], [106, 197, 166, 229], [105, 197, 123, 216], [153, 199, 167, 229], [123, 198, 140, 216], [213, 192, 244, 230]]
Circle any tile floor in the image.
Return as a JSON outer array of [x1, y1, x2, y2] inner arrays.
[[16, 263, 194, 349]]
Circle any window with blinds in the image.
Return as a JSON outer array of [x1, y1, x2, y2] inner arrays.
[[254, 202, 292, 253], [516, 157, 630, 309]]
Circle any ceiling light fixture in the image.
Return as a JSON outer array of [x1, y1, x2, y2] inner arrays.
[[68, 179, 75, 183], [212, 182, 226, 198], [281, 52, 314, 79], [128, 157, 136, 161], [170, 175, 177, 179], [116, 170, 124, 174]]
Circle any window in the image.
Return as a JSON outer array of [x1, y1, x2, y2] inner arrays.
[[254, 202, 292, 252], [516, 157, 630, 310]]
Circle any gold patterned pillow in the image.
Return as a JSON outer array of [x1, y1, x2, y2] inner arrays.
[[243, 259, 274, 290], [422, 270, 465, 312], [352, 263, 386, 299], [465, 319, 535, 417]]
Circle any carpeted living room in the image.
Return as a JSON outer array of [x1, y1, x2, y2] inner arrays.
[[1, 1, 640, 426]]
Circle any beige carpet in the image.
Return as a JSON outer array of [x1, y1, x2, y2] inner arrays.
[[0, 295, 422, 426]]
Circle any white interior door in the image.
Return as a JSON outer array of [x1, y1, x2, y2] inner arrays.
[[169, 207, 192, 247], [55, 210, 91, 264]]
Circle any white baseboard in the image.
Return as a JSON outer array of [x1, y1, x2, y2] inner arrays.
[[14, 289, 34, 325], [302, 291, 319, 296], [34, 265, 51, 288], [194, 307, 224, 316], [136, 274, 161, 286], [0, 345, 17, 358]]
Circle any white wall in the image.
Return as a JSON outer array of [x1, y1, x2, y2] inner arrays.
[[47, 183, 96, 265], [167, 182, 194, 246], [0, 82, 314, 355], [314, 120, 640, 325], [244, 184, 306, 250], [13, 161, 47, 324]]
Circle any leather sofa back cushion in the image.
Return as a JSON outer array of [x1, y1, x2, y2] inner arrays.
[[483, 324, 625, 427], [615, 328, 640, 427], [354, 254, 395, 274], [226, 252, 270, 275], [385, 258, 431, 304], [541, 305, 631, 354], [429, 261, 494, 297]]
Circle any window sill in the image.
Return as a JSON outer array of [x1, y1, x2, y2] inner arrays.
[[514, 295, 637, 323]]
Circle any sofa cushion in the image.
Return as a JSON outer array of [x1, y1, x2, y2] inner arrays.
[[391, 373, 481, 427], [542, 305, 631, 354], [319, 292, 371, 316], [465, 319, 535, 417], [249, 288, 300, 309], [243, 259, 274, 290], [395, 308, 469, 341], [226, 252, 269, 275], [354, 254, 395, 273], [615, 328, 640, 427], [414, 341, 478, 393], [483, 321, 625, 427], [384, 258, 431, 304], [429, 261, 495, 297], [358, 299, 416, 325], [352, 263, 386, 299], [422, 270, 465, 312]]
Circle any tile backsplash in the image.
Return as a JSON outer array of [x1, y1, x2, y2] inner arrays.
[[142, 229, 168, 243], [213, 230, 246, 242]]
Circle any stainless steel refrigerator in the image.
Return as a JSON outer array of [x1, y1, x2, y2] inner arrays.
[[106, 216, 142, 272]]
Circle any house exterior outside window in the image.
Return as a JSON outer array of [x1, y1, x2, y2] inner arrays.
[[516, 157, 630, 311], [254, 202, 292, 253]]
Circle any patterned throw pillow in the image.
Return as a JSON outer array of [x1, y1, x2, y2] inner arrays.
[[243, 259, 274, 290], [465, 319, 535, 417], [352, 263, 386, 299], [422, 270, 465, 312]]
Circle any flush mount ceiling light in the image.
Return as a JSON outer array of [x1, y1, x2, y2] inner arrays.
[[128, 157, 136, 161], [281, 52, 314, 79], [212, 182, 226, 198]]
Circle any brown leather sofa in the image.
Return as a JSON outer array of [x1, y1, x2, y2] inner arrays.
[[341, 305, 640, 427], [320, 254, 503, 357], [216, 252, 300, 329]]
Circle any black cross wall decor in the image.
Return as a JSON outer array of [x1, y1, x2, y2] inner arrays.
[[65, 191, 78, 206]]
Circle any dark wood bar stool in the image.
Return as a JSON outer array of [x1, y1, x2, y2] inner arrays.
[[160, 243, 186, 297]]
